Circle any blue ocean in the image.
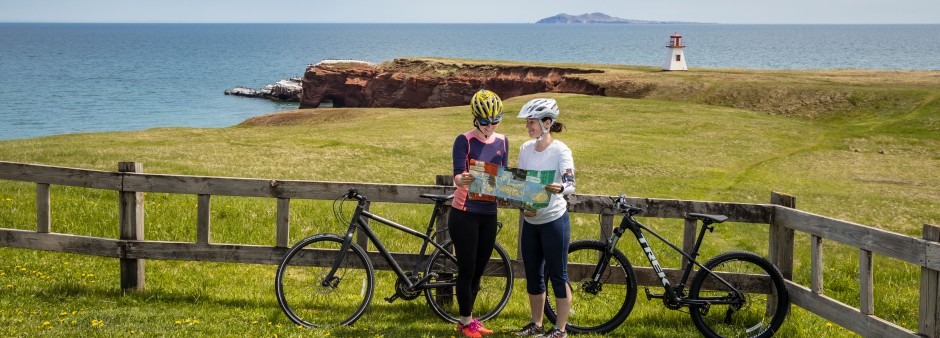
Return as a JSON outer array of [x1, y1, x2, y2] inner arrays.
[[1, 23, 939, 140]]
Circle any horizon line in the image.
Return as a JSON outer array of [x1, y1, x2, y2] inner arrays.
[[2, 21, 938, 25]]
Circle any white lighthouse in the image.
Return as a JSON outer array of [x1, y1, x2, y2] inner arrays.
[[663, 33, 688, 71]]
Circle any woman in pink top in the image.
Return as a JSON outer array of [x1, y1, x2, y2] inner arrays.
[[449, 89, 508, 338]]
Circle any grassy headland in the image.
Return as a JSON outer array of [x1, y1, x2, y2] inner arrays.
[[1, 59, 938, 336]]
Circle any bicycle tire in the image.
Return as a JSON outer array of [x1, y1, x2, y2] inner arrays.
[[275, 233, 375, 327], [688, 250, 790, 338], [544, 239, 637, 334], [424, 240, 514, 323]]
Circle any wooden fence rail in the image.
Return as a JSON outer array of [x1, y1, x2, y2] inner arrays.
[[0, 160, 936, 337]]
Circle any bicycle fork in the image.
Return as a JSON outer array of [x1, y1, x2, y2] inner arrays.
[[321, 198, 368, 289]]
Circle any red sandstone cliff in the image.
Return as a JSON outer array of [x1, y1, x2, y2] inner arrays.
[[300, 58, 605, 109]]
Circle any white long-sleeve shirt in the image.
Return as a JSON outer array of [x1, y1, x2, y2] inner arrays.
[[517, 139, 575, 224]]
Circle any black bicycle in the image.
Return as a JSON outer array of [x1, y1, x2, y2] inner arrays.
[[275, 188, 514, 327], [544, 193, 789, 337]]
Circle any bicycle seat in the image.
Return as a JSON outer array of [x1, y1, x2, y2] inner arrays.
[[420, 193, 454, 204], [686, 213, 728, 224]]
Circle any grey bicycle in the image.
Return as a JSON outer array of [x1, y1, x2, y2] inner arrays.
[[544, 193, 790, 337], [275, 188, 514, 327]]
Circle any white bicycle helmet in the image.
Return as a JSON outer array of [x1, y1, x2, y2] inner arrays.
[[517, 98, 559, 121], [517, 98, 559, 140]]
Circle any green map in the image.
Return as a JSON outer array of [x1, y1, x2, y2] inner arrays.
[[467, 159, 555, 210]]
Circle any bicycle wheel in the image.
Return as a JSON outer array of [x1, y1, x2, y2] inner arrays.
[[689, 250, 790, 338], [545, 239, 637, 334], [424, 240, 514, 323], [275, 234, 374, 327]]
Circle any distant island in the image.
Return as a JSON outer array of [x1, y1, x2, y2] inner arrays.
[[536, 12, 703, 24]]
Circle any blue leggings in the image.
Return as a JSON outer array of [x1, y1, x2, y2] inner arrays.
[[520, 212, 570, 298]]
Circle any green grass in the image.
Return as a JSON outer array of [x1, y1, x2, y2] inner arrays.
[[2, 65, 940, 337]]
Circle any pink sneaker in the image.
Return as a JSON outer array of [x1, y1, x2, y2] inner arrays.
[[456, 321, 482, 338], [472, 318, 494, 335]]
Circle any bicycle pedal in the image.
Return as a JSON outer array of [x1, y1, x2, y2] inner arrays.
[[384, 295, 398, 303], [644, 287, 663, 300]]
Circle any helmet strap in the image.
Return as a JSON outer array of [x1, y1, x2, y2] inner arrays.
[[536, 120, 554, 141], [474, 119, 493, 139]]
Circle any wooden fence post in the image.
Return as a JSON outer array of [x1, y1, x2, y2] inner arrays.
[[119, 162, 145, 293], [600, 213, 614, 242], [769, 192, 795, 280], [36, 183, 50, 233], [682, 217, 697, 269], [859, 249, 874, 315], [197, 194, 211, 245], [919, 224, 940, 337], [276, 198, 290, 248], [811, 235, 824, 294], [434, 174, 452, 245]]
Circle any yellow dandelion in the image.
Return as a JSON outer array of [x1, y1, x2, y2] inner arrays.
[[193, 319, 199, 324], [826, 322, 834, 327], [43, 321, 50, 326], [175, 320, 182, 325]]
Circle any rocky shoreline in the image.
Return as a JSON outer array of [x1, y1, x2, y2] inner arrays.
[[224, 77, 303, 101]]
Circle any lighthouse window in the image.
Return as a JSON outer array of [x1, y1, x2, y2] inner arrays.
[[676, 55, 682, 62]]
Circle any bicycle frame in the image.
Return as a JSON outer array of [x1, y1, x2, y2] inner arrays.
[[322, 192, 458, 293], [598, 211, 743, 308]]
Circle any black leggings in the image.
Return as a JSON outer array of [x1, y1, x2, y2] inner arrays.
[[447, 208, 499, 317]]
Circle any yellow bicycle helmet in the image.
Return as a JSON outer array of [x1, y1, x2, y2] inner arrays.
[[470, 89, 503, 125]]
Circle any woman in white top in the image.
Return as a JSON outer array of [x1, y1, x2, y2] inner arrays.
[[513, 98, 575, 338]]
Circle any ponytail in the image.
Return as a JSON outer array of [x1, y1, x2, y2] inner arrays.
[[542, 117, 566, 133]]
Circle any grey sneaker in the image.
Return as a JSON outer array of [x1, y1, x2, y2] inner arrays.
[[514, 322, 545, 336], [538, 327, 567, 338]]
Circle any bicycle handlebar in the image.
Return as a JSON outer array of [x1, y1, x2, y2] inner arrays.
[[345, 188, 368, 202], [613, 193, 644, 216]]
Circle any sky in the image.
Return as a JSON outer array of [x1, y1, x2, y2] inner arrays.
[[1, 0, 938, 24]]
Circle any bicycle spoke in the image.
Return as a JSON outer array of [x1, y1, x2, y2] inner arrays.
[[425, 241, 513, 323], [545, 240, 636, 334], [690, 251, 789, 338], [276, 235, 374, 327]]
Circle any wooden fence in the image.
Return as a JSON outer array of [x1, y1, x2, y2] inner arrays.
[[0, 160, 937, 337]]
